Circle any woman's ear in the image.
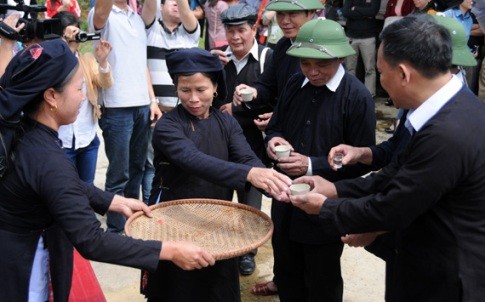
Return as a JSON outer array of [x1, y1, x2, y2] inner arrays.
[[43, 88, 58, 109]]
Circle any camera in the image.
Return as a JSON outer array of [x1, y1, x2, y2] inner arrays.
[[75, 31, 101, 43], [0, 0, 62, 42]]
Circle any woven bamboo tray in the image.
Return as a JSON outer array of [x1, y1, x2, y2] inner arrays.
[[125, 198, 273, 260]]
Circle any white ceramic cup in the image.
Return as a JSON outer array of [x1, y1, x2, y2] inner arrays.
[[240, 88, 254, 102], [274, 145, 291, 158], [289, 183, 311, 195]]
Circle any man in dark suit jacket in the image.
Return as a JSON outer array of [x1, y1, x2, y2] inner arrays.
[[281, 14, 485, 302]]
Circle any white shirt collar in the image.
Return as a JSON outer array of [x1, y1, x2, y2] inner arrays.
[[301, 64, 345, 91], [112, 4, 135, 16], [406, 75, 462, 133], [226, 40, 259, 74], [225, 39, 260, 62]]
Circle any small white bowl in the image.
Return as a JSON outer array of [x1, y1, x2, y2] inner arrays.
[[290, 183, 310, 195]]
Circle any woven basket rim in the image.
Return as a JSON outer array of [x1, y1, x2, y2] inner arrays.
[[125, 198, 274, 260]]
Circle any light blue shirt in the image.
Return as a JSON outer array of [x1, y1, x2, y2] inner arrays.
[[405, 75, 463, 134], [444, 7, 473, 41]]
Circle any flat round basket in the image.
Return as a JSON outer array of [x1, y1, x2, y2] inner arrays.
[[125, 198, 273, 260]]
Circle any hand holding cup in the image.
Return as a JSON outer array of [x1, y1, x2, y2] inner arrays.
[[274, 145, 291, 159], [289, 183, 310, 196], [240, 88, 254, 102], [333, 152, 343, 169]]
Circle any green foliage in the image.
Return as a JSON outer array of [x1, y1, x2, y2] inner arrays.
[[78, 0, 90, 31], [79, 40, 93, 54], [79, 0, 93, 53]]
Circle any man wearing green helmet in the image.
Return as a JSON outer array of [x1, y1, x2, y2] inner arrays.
[[280, 14, 485, 301], [265, 18, 376, 302], [432, 14, 477, 83], [230, 0, 324, 296], [232, 0, 323, 130]]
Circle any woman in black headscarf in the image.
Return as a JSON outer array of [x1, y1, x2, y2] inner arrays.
[[0, 39, 214, 301], [144, 47, 291, 302]]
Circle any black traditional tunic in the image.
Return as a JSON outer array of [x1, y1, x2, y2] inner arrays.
[[213, 44, 273, 164], [0, 118, 161, 301], [146, 105, 264, 301], [252, 37, 300, 108], [265, 70, 376, 301]]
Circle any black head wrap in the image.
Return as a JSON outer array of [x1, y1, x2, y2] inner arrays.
[[165, 47, 227, 103], [0, 39, 78, 177]]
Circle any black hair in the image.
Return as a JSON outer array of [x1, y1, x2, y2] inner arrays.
[[51, 11, 80, 31], [379, 14, 452, 79]]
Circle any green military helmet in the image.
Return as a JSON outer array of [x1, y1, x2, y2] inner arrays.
[[432, 14, 477, 67], [287, 18, 355, 59], [265, 0, 323, 12]]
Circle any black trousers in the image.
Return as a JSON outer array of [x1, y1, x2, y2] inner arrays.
[[145, 258, 240, 302], [272, 201, 344, 302]]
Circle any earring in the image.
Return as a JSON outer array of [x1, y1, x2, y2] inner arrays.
[[213, 91, 218, 98], [50, 104, 57, 112]]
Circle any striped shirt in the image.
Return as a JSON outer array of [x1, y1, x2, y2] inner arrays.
[[146, 19, 200, 107]]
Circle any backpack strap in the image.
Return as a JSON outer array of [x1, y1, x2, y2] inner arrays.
[[259, 47, 270, 73]]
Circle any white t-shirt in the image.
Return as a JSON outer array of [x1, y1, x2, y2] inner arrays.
[[88, 5, 149, 108]]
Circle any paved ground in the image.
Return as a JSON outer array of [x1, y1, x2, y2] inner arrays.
[[91, 98, 397, 301]]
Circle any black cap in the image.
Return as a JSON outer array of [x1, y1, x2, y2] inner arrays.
[[166, 48, 227, 102], [220, 3, 258, 25]]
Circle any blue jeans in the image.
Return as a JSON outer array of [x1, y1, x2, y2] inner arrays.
[[64, 136, 100, 185], [142, 128, 155, 204], [99, 106, 150, 233]]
